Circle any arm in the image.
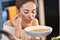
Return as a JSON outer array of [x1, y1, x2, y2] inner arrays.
[[12, 15, 22, 39], [1, 20, 22, 40]]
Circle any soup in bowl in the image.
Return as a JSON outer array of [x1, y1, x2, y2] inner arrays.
[[24, 26, 53, 37], [30, 29, 49, 32]]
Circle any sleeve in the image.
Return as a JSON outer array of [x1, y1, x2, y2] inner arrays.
[[1, 21, 22, 40], [1, 34, 10, 40], [1, 26, 10, 40], [1, 21, 14, 40]]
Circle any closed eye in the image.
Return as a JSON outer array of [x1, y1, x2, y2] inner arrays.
[[24, 11, 29, 14], [32, 11, 36, 13], [32, 9, 36, 14]]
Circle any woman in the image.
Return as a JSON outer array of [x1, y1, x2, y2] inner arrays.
[[1, 0, 40, 40]]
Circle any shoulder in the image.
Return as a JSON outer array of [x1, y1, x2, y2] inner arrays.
[[5, 20, 14, 27], [32, 18, 39, 26], [3, 20, 15, 35]]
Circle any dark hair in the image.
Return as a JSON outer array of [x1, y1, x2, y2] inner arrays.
[[16, 0, 38, 10]]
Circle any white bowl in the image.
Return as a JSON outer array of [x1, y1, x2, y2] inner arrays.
[[24, 26, 53, 37]]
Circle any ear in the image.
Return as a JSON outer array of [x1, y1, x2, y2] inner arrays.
[[16, 9, 20, 15], [17, 12, 22, 17], [17, 9, 22, 17]]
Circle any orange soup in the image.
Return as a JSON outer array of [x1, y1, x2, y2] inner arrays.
[[30, 29, 49, 32]]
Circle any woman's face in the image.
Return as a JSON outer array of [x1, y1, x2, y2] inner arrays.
[[19, 2, 36, 23]]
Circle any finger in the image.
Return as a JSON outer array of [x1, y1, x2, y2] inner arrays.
[[13, 15, 19, 20], [12, 15, 22, 27], [12, 15, 19, 23], [31, 37, 37, 40], [16, 18, 22, 24]]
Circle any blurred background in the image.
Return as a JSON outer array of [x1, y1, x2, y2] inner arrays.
[[0, 0, 59, 40]]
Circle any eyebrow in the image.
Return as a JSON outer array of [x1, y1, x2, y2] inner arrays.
[[23, 9, 29, 11], [23, 9, 36, 11]]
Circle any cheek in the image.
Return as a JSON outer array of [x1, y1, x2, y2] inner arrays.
[[32, 14, 36, 17], [20, 12, 28, 20], [22, 14, 28, 19]]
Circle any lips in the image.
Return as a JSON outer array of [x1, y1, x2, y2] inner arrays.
[[27, 19, 32, 23], [28, 19, 32, 21], [28, 20, 32, 22]]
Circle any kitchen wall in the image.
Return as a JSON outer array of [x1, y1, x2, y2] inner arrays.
[[59, 0, 60, 35], [44, 0, 59, 40]]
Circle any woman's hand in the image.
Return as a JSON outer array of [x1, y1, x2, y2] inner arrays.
[[31, 37, 41, 40], [12, 15, 22, 27], [12, 15, 22, 39]]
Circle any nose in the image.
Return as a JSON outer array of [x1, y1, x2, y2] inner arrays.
[[29, 13, 33, 19]]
